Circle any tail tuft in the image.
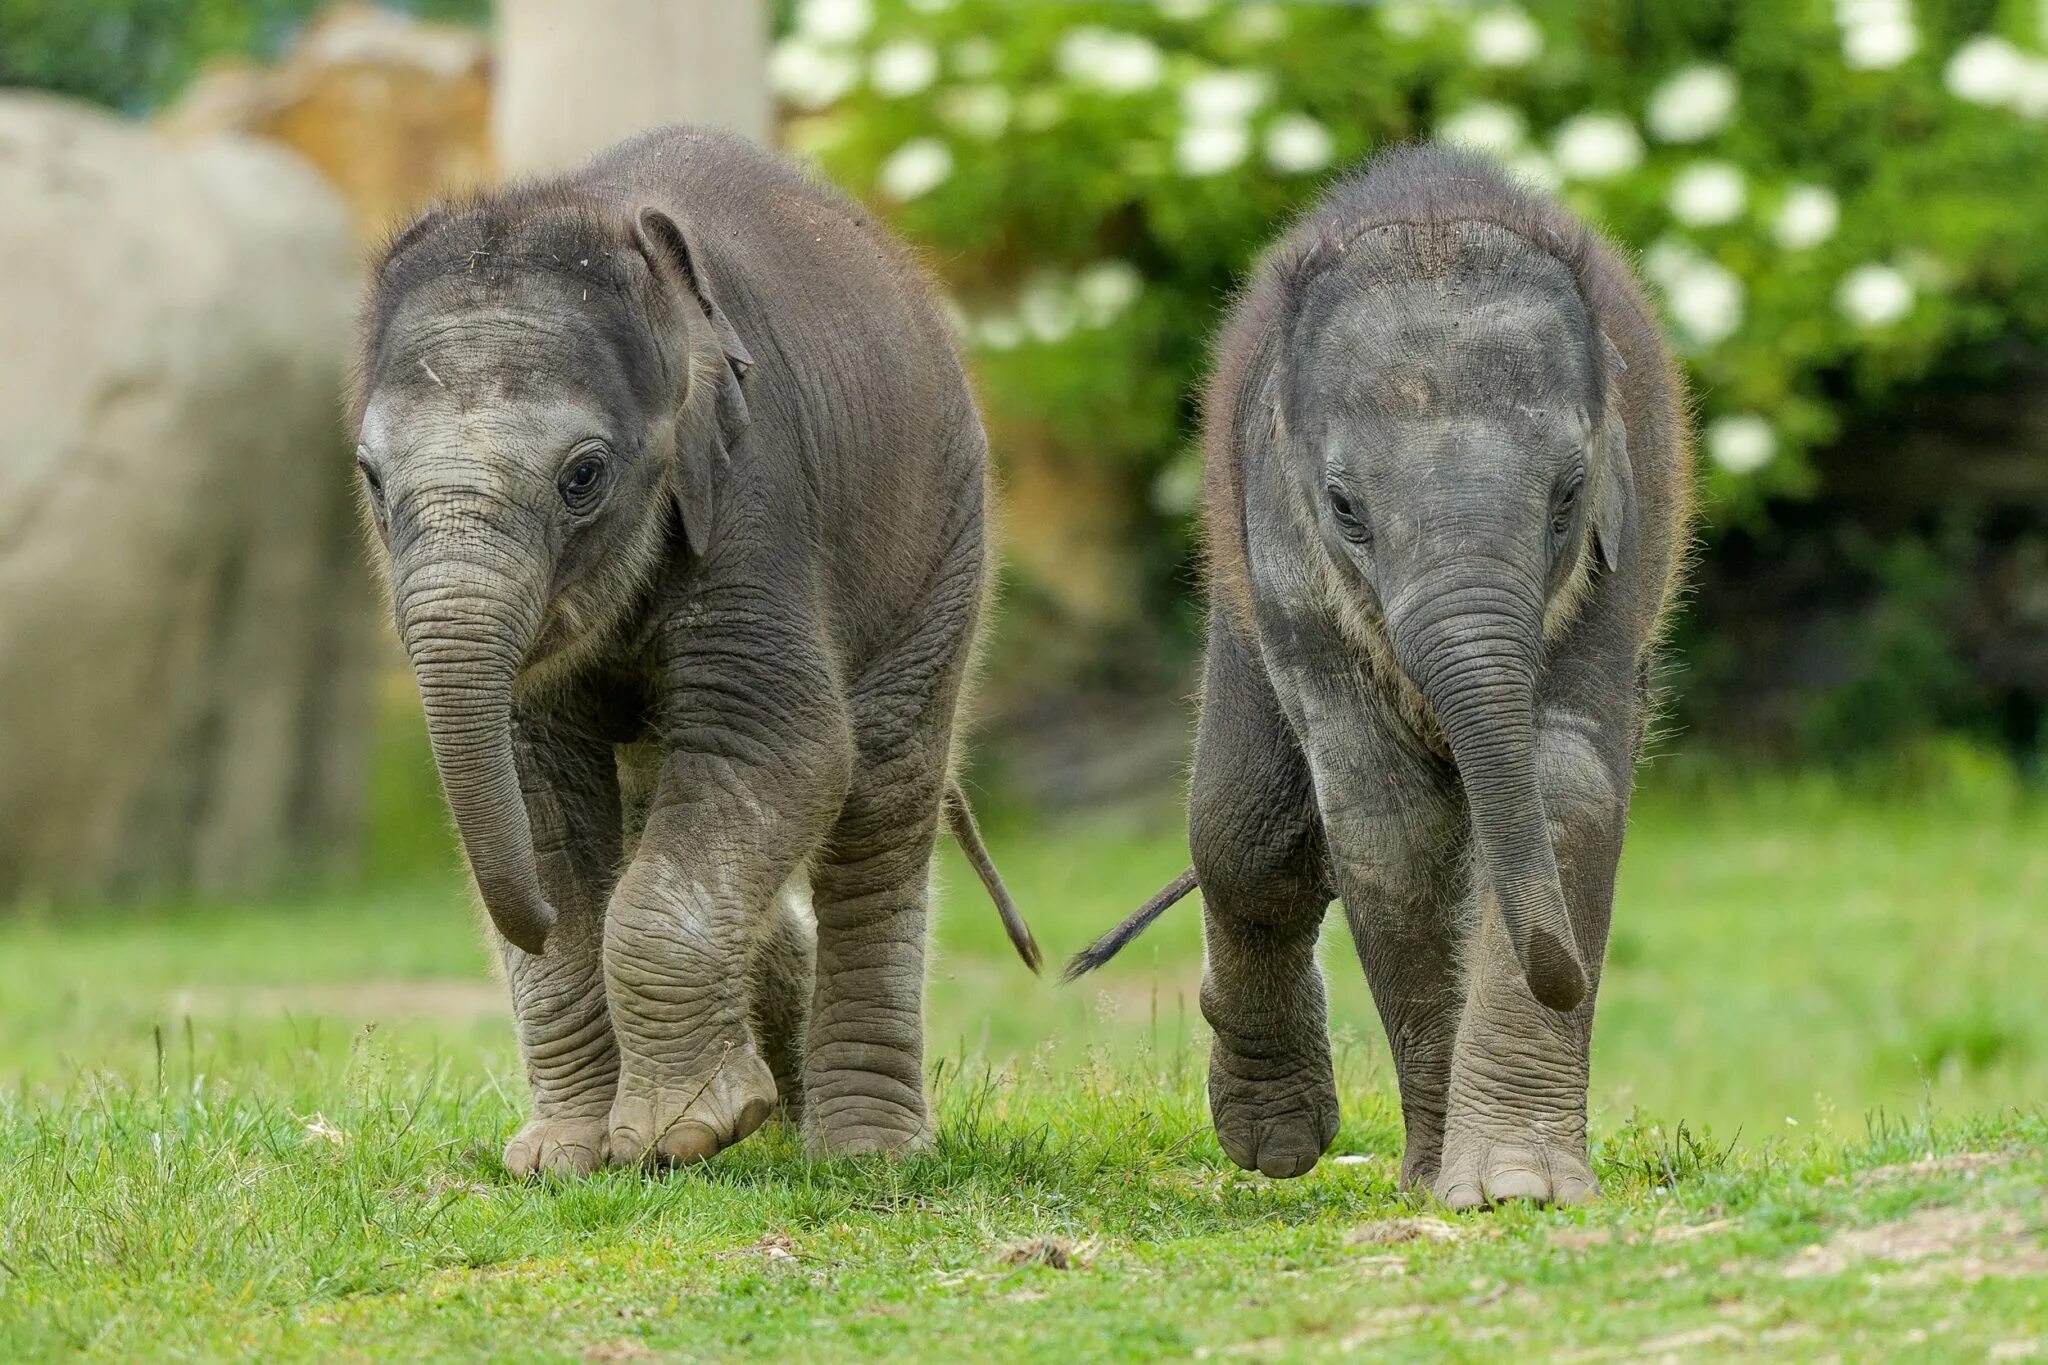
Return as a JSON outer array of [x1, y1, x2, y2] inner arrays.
[[1061, 868, 1199, 982]]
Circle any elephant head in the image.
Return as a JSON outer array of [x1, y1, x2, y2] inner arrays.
[[1275, 220, 1634, 1012], [350, 198, 752, 954]]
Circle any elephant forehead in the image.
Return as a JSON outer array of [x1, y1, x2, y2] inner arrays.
[[377, 283, 660, 418], [361, 387, 616, 466], [1319, 288, 1596, 422]]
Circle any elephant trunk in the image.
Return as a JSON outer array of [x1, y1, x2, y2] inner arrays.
[[1391, 581, 1587, 1012], [397, 555, 555, 956]]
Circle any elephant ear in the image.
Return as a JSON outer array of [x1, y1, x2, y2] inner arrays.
[[381, 203, 451, 267], [1589, 331, 1637, 574], [631, 206, 754, 556]]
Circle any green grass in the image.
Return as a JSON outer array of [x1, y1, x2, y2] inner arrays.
[[3, 765, 2046, 1359]]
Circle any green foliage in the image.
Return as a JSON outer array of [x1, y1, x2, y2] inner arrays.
[[783, 0, 2048, 516], [0, 0, 486, 113]]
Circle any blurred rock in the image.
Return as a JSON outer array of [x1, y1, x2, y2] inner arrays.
[[157, 3, 491, 241], [0, 93, 369, 904]]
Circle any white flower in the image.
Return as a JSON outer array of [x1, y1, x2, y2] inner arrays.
[[1642, 237, 1699, 290], [1264, 114, 1335, 174], [1945, 35, 2025, 104], [794, 0, 871, 44], [1177, 122, 1251, 176], [1076, 260, 1144, 326], [952, 37, 999, 79], [2015, 58, 2048, 119], [1836, 262, 1915, 326], [1664, 257, 1744, 346], [871, 39, 938, 98], [1669, 161, 1746, 227], [1505, 150, 1562, 194], [1058, 28, 1166, 95], [1706, 414, 1777, 473], [1181, 69, 1272, 127], [975, 314, 1023, 351], [878, 138, 953, 201], [770, 39, 860, 110], [1839, 0, 1917, 71], [1380, 2, 1439, 40], [1552, 113, 1643, 180], [941, 84, 1012, 139], [1019, 275, 1080, 343], [1647, 65, 1738, 142], [1469, 8, 1543, 68], [1228, 4, 1289, 44], [1437, 101, 1526, 155], [1773, 185, 1839, 250]]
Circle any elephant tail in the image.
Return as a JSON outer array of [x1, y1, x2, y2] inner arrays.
[[1061, 868, 1199, 982], [943, 779, 1041, 974]]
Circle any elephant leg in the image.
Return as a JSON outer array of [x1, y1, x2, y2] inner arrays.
[[1434, 703, 1633, 1209], [1327, 766, 1467, 1193], [801, 490, 983, 1159], [751, 869, 817, 1126], [603, 730, 847, 1168], [1190, 618, 1339, 1179], [803, 765, 942, 1157], [499, 713, 623, 1178]]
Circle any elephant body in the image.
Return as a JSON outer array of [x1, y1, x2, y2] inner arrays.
[[1077, 146, 1692, 1206], [352, 127, 1026, 1174]]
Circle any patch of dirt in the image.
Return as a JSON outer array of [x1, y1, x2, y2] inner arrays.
[[733, 1233, 798, 1263], [1783, 1206, 2027, 1280], [1548, 1225, 1614, 1250], [1352, 1254, 1409, 1279], [998, 1235, 1091, 1270], [168, 979, 506, 1021], [581, 1340, 655, 1362], [1638, 1324, 1744, 1352], [1651, 1216, 1739, 1245], [1335, 1306, 1432, 1350], [1851, 1150, 2013, 1187], [1346, 1216, 1466, 1247]]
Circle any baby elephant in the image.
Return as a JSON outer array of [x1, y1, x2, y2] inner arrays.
[[351, 127, 1038, 1176], [1073, 146, 1691, 1207]]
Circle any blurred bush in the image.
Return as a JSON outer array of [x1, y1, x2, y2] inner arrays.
[[776, 0, 2048, 762], [0, 0, 485, 112], [786, 0, 2044, 512]]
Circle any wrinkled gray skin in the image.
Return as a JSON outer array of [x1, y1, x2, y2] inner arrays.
[[350, 127, 1007, 1175], [1093, 147, 1692, 1206]]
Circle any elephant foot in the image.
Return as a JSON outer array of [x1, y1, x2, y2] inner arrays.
[[503, 1114, 611, 1178], [607, 1044, 779, 1168], [1207, 1038, 1340, 1179], [1432, 1127, 1598, 1210], [1399, 1150, 1442, 1194], [802, 1091, 931, 1159]]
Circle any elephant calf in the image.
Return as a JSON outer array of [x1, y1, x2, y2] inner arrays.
[[351, 126, 1037, 1176], [1072, 146, 1692, 1207]]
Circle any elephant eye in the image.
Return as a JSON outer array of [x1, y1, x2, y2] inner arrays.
[[356, 452, 385, 504], [559, 447, 611, 513], [1326, 483, 1370, 544], [1551, 474, 1584, 538]]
